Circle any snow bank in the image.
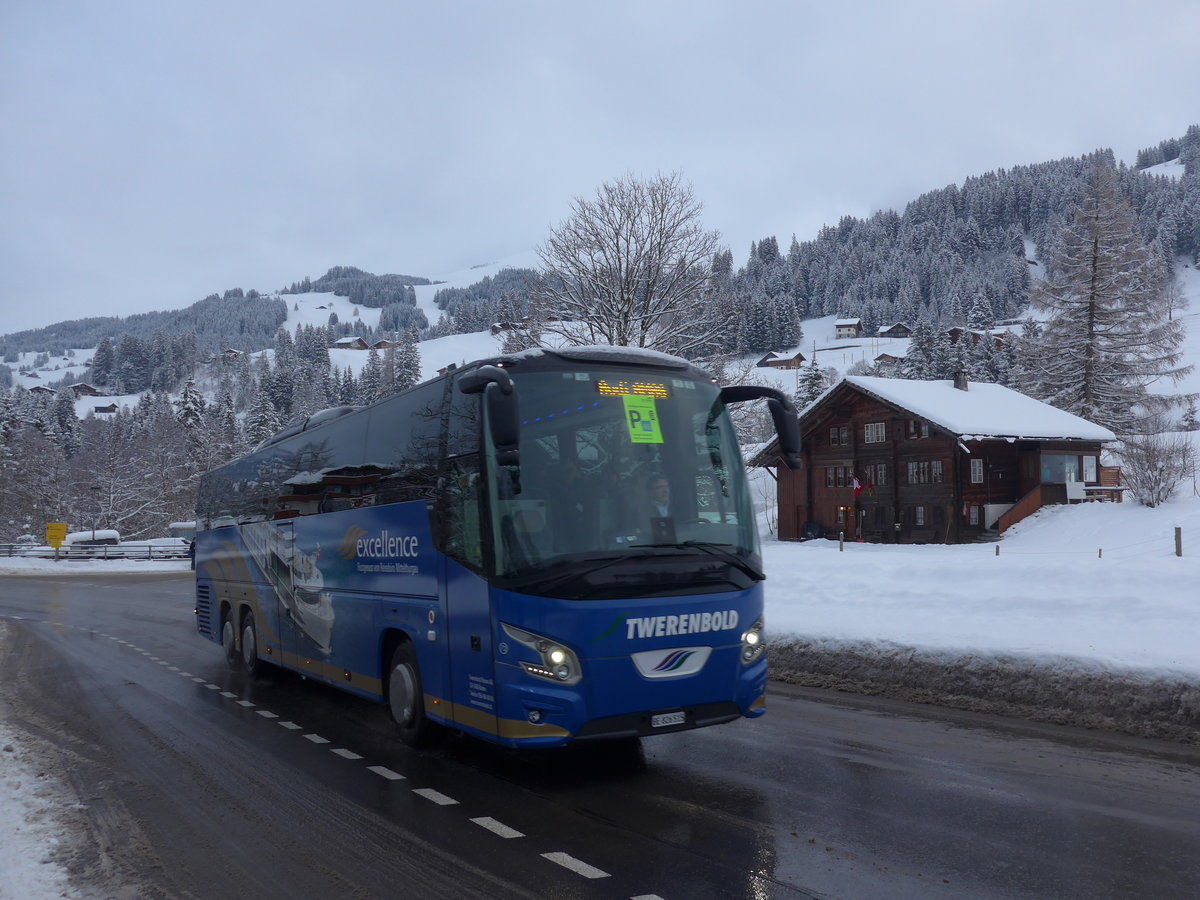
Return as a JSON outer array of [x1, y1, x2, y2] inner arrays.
[[762, 490, 1200, 739]]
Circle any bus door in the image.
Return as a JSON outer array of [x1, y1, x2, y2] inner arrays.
[[442, 559, 497, 738], [438, 454, 498, 738]]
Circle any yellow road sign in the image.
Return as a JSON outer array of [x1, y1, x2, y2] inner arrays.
[[45, 522, 68, 547]]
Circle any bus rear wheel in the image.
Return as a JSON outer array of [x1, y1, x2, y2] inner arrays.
[[221, 612, 239, 668], [388, 643, 443, 748], [241, 610, 262, 677]]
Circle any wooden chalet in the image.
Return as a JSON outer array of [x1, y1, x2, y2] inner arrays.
[[332, 336, 369, 350], [758, 350, 807, 370], [751, 374, 1116, 544], [69, 382, 100, 397], [878, 322, 912, 338], [834, 318, 863, 339]]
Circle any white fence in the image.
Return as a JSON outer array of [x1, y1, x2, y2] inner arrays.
[[0, 542, 190, 561]]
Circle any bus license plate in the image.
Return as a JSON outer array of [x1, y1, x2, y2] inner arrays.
[[651, 711, 686, 728]]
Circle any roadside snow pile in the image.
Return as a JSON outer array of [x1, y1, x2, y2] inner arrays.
[[0, 704, 72, 900], [0, 558, 191, 576], [762, 491, 1200, 739]]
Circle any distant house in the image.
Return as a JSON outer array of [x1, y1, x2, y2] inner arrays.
[[69, 383, 100, 397], [835, 318, 862, 339], [490, 322, 520, 336], [878, 322, 912, 338], [29, 385, 54, 395], [332, 337, 369, 350], [873, 352, 905, 372], [750, 374, 1116, 544], [93, 403, 119, 414], [371, 339, 400, 350], [947, 327, 1009, 350], [223, 348, 244, 359], [759, 351, 807, 370]]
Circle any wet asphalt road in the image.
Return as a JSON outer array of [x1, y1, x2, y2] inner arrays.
[[1, 570, 1198, 900]]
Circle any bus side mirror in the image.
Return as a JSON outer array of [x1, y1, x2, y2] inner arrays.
[[720, 385, 802, 469], [485, 382, 519, 466], [459, 366, 520, 466]]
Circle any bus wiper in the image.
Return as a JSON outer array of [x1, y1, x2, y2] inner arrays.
[[515, 553, 645, 594], [630, 541, 764, 581]]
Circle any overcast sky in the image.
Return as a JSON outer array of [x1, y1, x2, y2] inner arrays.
[[2, 0, 1197, 337]]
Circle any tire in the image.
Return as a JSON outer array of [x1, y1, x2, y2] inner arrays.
[[388, 642, 444, 748], [241, 610, 262, 677], [221, 611, 239, 669]]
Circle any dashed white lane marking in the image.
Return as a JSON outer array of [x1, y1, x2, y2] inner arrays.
[[470, 816, 524, 839], [168, 666, 180, 672], [541, 852, 610, 879], [84, 636, 665, 897], [412, 788, 458, 806], [367, 765, 404, 781]]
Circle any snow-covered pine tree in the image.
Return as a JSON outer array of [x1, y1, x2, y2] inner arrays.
[[359, 347, 383, 405], [795, 359, 828, 410], [244, 388, 283, 447], [91, 337, 115, 387], [1025, 162, 1192, 432], [175, 376, 206, 432], [397, 328, 421, 390]]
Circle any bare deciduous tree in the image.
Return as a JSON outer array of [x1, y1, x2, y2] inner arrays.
[[526, 172, 727, 357], [1116, 418, 1197, 507]]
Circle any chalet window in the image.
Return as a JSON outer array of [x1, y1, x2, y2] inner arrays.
[[914, 506, 926, 526], [864, 422, 886, 443], [829, 426, 849, 447], [826, 467, 835, 487], [907, 461, 933, 484], [970, 459, 984, 483], [931, 460, 943, 483], [872, 463, 888, 487], [968, 505, 981, 525], [907, 420, 930, 439], [1040, 454, 1080, 483], [836, 467, 846, 487], [1083, 455, 1098, 483]]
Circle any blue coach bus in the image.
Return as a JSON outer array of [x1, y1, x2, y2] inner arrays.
[[194, 345, 800, 748]]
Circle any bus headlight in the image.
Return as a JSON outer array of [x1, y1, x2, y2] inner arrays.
[[502, 623, 583, 685], [741, 618, 765, 664]]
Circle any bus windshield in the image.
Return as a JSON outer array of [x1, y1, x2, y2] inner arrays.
[[484, 367, 760, 594]]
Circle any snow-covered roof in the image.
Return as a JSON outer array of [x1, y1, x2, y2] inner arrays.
[[835, 318, 861, 326], [838, 376, 1115, 441]]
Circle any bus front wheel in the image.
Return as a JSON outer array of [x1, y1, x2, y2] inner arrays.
[[241, 610, 262, 677], [388, 643, 443, 748]]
